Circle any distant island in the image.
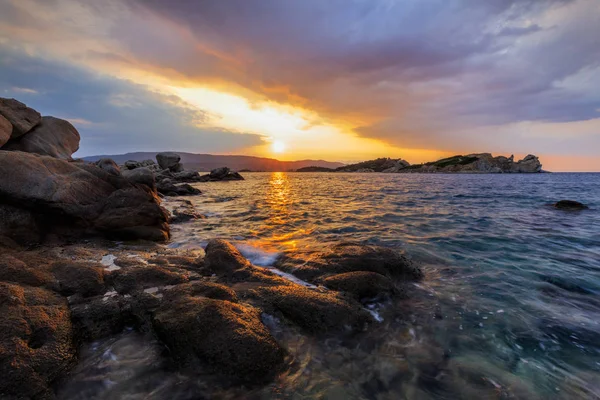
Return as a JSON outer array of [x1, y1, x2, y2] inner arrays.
[[84, 152, 344, 172], [297, 153, 543, 173]]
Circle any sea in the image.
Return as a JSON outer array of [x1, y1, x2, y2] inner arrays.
[[60, 172, 600, 399]]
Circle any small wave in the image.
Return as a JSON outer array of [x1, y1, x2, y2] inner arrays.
[[236, 244, 281, 267]]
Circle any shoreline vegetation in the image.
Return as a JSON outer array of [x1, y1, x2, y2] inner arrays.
[[0, 98, 587, 399]]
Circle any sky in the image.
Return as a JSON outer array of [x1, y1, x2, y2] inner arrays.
[[0, 0, 599, 171]]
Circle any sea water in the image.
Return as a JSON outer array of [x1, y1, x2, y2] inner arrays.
[[62, 172, 600, 399]]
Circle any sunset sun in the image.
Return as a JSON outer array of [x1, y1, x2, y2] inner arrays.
[[272, 140, 286, 154]]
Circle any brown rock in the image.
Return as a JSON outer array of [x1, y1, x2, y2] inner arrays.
[[5, 116, 80, 159], [322, 271, 396, 300], [0, 114, 11, 147], [0, 98, 41, 138], [204, 239, 251, 275]]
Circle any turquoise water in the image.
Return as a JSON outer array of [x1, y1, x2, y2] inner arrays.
[[166, 172, 600, 399]]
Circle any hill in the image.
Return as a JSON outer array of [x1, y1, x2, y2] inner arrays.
[[83, 152, 345, 172]]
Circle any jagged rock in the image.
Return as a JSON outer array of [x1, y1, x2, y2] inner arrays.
[[0, 114, 11, 147], [0, 97, 41, 138], [156, 152, 184, 172], [122, 167, 156, 192], [395, 153, 543, 174], [554, 200, 588, 210], [152, 295, 285, 383], [0, 282, 76, 399], [95, 158, 121, 176], [4, 116, 80, 159], [0, 151, 169, 242], [511, 154, 542, 173]]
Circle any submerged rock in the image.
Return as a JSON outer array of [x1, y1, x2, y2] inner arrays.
[[0, 97, 41, 139], [321, 271, 396, 300], [152, 296, 285, 383], [554, 200, 588, 210]]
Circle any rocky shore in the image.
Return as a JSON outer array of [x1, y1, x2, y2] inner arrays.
[[298, 153, 544, 173], [0, 98, 424, 399]]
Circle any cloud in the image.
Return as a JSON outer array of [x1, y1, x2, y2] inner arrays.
[[0, 0, 599, 166], [0, 47, 265, 156]]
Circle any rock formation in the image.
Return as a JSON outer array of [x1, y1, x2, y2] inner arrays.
[[395, 153, 542, 173], [4, 116, 80, 159]]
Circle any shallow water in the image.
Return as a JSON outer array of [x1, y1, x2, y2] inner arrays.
[[68, 172, 600, 399]]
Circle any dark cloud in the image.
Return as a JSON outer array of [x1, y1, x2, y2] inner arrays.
[[0, 47, 264, 156]]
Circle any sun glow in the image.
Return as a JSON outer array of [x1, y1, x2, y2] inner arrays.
[[272, 140, 286, 153]]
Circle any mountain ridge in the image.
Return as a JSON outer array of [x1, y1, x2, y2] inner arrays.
[[83, 152, 345, 172]]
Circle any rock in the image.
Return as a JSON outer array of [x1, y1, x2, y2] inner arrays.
[[51, 261, 106, 297], [204, 239, 251, 275], [254, 285, 372, 333], [224, 171, 244, 180], [164, 281, 238, 302], [4, 116, 80, 159], [554, 200, 589, 210], [156, 152, 183, 172], [0, 204, 41, 245], [0, 283, 76, 399], [164, 199, 203, 223], [156, 179, 201, 196], [0, 254, 54, 288], [95, 158, 121, 176], [0, 151, 169, 241], [0, 114, 11, 147], [124, 160, 141, 170], [70, 295, 127, 341], [210, 167, 230, 180], [152, 296, 285, 382], [109, 265, 189, 294], [173, 170, 201, 181], [511, 154, 542, 173], [0, 97, 41, 138], [122, 167, 156, 191], [321, 271, 396, 300]]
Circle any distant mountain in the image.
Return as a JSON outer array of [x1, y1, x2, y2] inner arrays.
[[83, 152, 345, 172]]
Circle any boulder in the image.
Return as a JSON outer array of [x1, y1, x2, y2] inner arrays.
[[51, 261, 106, 297], [95, 158, 121, 176], [124, 160, 141, 170], [109, 265, 189, 294], [152, 296, 285, 383], [554, 200, 588, 210], [0, 283, 76, 399], [156, 180, 201, 196], [4, 116, 80, 159], [512, 154, 542, 173], [0, 204, 41, 245], [254, 285, 372, 333], [0, 97, 41, 138], [156, 152, 183, 172], [0, 151, 169, 242], [122, 167, 156, 191], [210, 167, 230, 180], [70, 295, 127, 341], [204, 239, 251, 275], [0, 114, 11, 147], [321, 271, 396, 300], [173, 170, 201, 181]]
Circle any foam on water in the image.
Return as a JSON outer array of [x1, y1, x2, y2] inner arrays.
[[100, 254, 120, 271], [235, 244, 280, 266]]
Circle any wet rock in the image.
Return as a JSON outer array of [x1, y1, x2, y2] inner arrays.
[[70, 294, 128, 341], [165, 281, 238, 302], [0, 114, 11, 147], [554, 200, 588, 210], [156, 152, 183, 172], [0, 282, 76, 399], [254, 285, 372, 333], [4, 116, 80, 159], [0, 203, 41, 245], [156, 179, 201, 196], [0, 254, 54, 288], [152, 296, 285, 383], [122, 167, 156, 191], [95, 158, 121, 176], [204, 239, 251, 275], [109, 265, 189, 294], [0, 97, 41, 138], [51, 261, 106, 297], [321, 271, 396, 300]]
